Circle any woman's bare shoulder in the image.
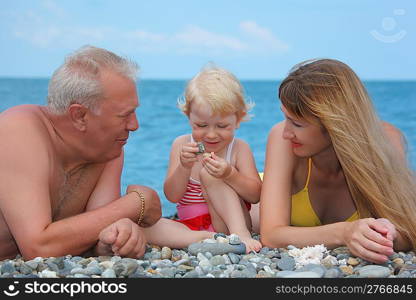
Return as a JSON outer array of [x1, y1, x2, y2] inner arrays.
[[269, 121, 286, 135], [381, 121, 405, 153]]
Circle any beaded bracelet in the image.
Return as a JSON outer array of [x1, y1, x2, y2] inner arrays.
[[130, 189, 145, 226]]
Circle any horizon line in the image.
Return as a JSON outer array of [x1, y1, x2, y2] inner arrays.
[[0, 76, 416, 82]]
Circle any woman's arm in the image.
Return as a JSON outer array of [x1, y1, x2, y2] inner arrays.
[[222, 139, 262, 204], [382, 121, 406, 159], [380, 122, 412, 251]]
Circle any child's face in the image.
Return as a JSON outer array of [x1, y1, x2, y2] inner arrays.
[[189, 101, 240, 154]]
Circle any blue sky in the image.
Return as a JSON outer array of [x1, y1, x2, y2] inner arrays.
[[1, 0, 415, 80]]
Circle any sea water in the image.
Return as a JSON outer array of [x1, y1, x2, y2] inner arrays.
[[1, 78, 415, 216]]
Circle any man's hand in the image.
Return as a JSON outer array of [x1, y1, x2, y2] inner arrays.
[[126, 185, 161, 227], [95, 218, 146, 258]]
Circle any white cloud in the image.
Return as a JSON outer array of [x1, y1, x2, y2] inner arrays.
[[124, 30, 166, 43], [174, 25, 247, 51], [15, 26, 61, 48], [240, 21, 289, 52], [10, 8, 288, 56], [41, 0, 66, 18]]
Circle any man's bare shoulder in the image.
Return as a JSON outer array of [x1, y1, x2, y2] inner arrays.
[[0, 105, 52, 159], [0, 105, 48, 132]]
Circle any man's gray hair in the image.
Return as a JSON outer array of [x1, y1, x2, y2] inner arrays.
[[47, 45, 139, 114]]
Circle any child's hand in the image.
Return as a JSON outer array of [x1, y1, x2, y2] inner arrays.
[[202, 152, 233, 179], [180, 142, 199, 169]]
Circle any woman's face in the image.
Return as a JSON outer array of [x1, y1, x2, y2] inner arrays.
[[281, 105, 332, 157]]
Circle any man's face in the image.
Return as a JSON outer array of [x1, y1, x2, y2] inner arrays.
[[86, 70, 139, 162]]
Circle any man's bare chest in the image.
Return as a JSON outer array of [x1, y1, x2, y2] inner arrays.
[[50, 165, 104, 220]]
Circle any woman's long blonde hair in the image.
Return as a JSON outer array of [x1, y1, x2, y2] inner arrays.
[[279, 58, 416, 248]]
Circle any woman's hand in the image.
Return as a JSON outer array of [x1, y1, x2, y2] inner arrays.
[[343, 218, 394, 263], [202, 152, 233, 179], [179, 142, 199, 169], [372, 218, 398, 242]]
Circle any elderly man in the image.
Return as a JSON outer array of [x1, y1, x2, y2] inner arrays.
[[0, 46, 211, 261], [0, 45, 163, 260]]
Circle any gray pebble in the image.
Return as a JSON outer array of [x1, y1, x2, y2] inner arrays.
[[173, 258, 190, 267], [358, 265, 391, 278], [101, 268, 116, 278], [227, 253, 240, 264], [277, 271, 322, 278], [25, 260, 39, 270], [182, 270, 200, 278], [73, 273, 90, 278], [19, 263, 34, 275], [214, 233, 227, 239], [113, 260, 138, 277], [336, 254, 350, 260], [297, 264, 326, 277], [324, 268, 341, 278], [159, 267, 176, 278], [161, 247, 172, 260], [1, 262, 16, 274], [188, 242, 246, 256], [210, 255, 226, 266], [277, 256, 296, 271], [230, 270, 250, 278], [259, 247, 270, 255], [222, 254, 231, 265], [2, 237, 415, 279], [228, 234, 241, 245]]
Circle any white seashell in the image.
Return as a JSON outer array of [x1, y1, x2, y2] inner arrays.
[[202, 238, 217, 244], [216, 237, 228, 244], [228, 234, 241, 245]]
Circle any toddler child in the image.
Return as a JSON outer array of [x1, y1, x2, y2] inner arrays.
[[164, 66, 262, 252]]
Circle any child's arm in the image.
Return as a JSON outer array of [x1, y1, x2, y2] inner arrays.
[[201, 140, 261, 203], [221, 140, 262, 204], [163, 135, 198, 203]]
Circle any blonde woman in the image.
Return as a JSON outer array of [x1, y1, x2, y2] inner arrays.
[[260, 59, 416, 263]]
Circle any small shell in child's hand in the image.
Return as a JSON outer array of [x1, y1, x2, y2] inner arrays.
[[196, 142, 205, 154], [203, 153, 211, 159]]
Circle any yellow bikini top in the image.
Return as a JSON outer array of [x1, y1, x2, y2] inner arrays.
[[291, 158, 359, 227]]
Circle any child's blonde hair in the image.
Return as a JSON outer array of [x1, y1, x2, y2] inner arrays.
[[178, 65, 253, 121]]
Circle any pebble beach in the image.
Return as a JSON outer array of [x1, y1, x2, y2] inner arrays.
[[1, 233, 415, 279]]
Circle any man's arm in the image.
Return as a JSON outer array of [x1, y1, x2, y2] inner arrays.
[[85, 149, 161, 225]]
